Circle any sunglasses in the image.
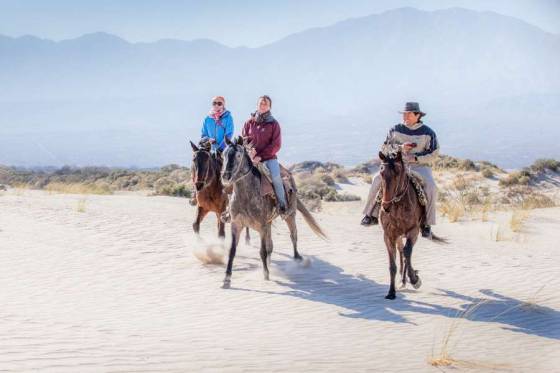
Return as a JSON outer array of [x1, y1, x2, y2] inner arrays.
[[212, 101, 224, 106]]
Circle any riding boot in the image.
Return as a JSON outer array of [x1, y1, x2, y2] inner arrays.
[[361, 215, 378, 226], [421, 225, 432, 239]]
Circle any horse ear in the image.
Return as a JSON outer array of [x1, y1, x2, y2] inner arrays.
[[225, 137, 232, 146], [379, 151, 386, 161], [190, 141, 199, 152], [236, 136, 243, 145]]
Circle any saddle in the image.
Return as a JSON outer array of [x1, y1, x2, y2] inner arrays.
[[256, 162, 296, 207], [375, 170, 428, 207]]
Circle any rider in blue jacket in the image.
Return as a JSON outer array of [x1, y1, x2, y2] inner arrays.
[[200, 96, 234, 151]]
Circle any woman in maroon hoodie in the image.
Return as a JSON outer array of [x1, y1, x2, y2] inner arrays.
[[242, 95, 287, 213]]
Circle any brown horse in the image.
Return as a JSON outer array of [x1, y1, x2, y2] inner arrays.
[[378, 149, 445, 300], [190, 141, 228, 238]]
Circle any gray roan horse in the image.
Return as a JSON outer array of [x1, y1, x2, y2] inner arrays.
[[221, 136, 327, 288], [378, 149, 446, 300]]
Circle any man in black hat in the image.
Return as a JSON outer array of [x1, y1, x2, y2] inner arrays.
[[361, 102, 439, 238]]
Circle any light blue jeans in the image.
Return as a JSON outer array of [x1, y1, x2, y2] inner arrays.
[[264, 159, 287, 208]]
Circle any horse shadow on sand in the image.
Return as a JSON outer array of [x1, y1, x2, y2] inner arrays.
[[230, 254, 560, 340]]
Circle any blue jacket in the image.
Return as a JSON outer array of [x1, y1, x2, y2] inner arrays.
[[201, 110, 234, 151]]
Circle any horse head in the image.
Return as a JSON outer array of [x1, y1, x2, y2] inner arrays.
[[379, 148, 406, 210], [190, 140, 217, 192], [222, 136, 253, 187]]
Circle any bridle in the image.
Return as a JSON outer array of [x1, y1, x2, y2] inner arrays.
[[380, 161, 410, 212], [223, 146, 253, 185], [193, 149, 216, 191]]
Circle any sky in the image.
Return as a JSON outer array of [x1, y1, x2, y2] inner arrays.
[[1, 0, 559, 47]]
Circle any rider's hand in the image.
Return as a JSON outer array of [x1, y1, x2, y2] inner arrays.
[[252, 156, 262, 164], [402, 142, 416, 154], [248, 148, 257, 158], [403, 153, 417, 163]]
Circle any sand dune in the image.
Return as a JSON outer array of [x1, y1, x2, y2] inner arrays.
[[0, 188, 559, 372]]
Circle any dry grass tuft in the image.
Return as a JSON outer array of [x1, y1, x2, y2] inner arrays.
[[76, 198, 87, 213], [438, 197, 465, 222], [509, 210, 530, 233], [429, 300, 511, 370]]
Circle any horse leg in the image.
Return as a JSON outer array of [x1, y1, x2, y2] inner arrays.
[[245, 227, 251, 245], [404, 232, 421, 289], [223, 222, 242, 288], [260, 225, 271, 281], [396, 237, 406, 288], [216, 212, 225, 239], [193, 206, 208, 235], [384, 234, 398, 299], [285, 214, 302, 260]]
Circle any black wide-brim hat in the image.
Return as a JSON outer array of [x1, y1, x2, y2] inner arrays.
[[399, 102, 426, 116]]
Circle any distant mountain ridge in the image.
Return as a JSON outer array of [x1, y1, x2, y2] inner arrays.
[[0, 7, 559, 167]]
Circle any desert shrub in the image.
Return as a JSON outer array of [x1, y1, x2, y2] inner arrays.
[[362, 174, 373, 184], [319, 173, 336, 186], [481, 168, 494, 178], [499, 169, 532, 187], [432, 155, 475, 171], [451, 175, 470, 191], [326, 192, 361, 202], [331, 168, 350, 184], [45, 182, 112, 195], [458, 159, 476, 171], [530, 158, 560, 173]]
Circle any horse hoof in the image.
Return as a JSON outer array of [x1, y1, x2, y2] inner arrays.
[[412, 277, 422, 289], [294, 254, 303, 261], [222, 276, 231, 289], [385, 293, 396, 300]]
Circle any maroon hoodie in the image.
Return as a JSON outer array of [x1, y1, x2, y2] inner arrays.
[[242, 112, 281, 161]]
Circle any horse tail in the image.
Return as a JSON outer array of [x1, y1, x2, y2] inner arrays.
[[429, 232, 449, 244], [296, 198, 328, 240]]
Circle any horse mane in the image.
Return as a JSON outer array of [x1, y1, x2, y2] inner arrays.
[[381, 143, 402, 160], [241, 144, 262, 179]]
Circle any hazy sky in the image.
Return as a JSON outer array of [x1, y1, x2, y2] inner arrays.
[[1, 0, 559, 47]]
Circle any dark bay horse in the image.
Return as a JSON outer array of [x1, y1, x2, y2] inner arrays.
[[221, 136, 327, 288], [378, 149, 445, 300], [190, 141, 229, 238]]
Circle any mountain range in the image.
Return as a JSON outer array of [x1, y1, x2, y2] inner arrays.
[[1, 7, 559, 167]]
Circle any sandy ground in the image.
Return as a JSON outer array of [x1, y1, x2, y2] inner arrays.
[[0, 187, 559, 372]]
